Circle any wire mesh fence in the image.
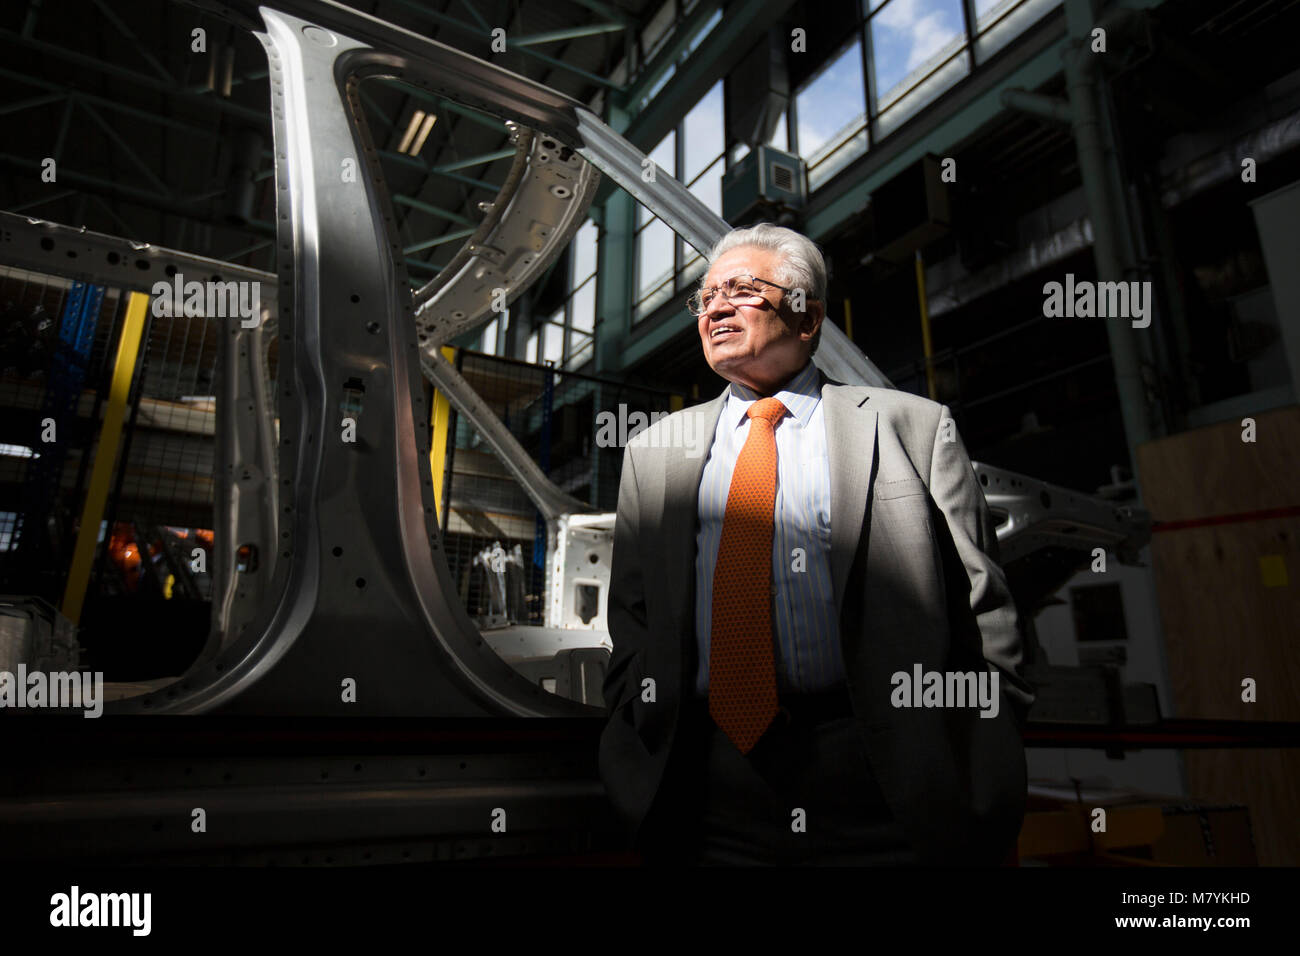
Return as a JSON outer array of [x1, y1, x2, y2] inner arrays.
[[440, 349, 679, 627], [1, 250, 684, 682], [0, 268, 122, 598]]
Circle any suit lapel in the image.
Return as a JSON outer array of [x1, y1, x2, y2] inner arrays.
[[822, 378, 878, 620]]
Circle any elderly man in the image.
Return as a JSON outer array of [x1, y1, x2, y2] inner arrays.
[[598, 223, 1033, 865]]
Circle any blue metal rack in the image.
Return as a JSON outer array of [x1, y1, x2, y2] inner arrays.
[[13, 281, 106, 554]]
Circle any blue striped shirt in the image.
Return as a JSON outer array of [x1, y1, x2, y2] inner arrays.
[[693, 360, 844, 697]]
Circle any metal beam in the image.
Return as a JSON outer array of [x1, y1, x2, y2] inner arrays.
[[8, 188, 76, 213], [621, 0, 721, 109], [514, 24, 625, 47], [61, 291, 149, 626], [378, 148, 501, 192], [370, 78, 508, 134], [456, 0, 490, 31], [514, 44, 623, 90], [563, 0, 635, 28], [432, 148, 514, 172], [393, 194, 476, 227], [89, 0, 176, 84], [406, 257, 443, 275], [0, 27, 268, 125], [0, 153, 274, 236], [0, 65, 269, 149], [77, 99, 173, 197], [593, 107, 635, 375], [385, 0, 625, 92], [0, 91, 64, 116], [359, 87, 394, 129], [21, 0, 43, 38], [187, 69, 270, 96], [374, 87, 512, 257], [403, 227, 475, 254], [429, 345, 456, 525], [222, 237, 274, 260], [52, 96, 74, 162], [91, 195, 139, 237], [1001, 88, 1072, 123]]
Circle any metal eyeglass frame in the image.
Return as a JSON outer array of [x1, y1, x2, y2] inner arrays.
[[687, 274, 797, 316]]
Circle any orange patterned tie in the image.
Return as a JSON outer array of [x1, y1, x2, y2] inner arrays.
[[709, 396, 787, 754]]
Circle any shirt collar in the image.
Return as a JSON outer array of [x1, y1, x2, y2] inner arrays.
[[725, 359, 822, 428]]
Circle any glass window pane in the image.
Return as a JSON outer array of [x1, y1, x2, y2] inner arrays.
[[566, 330, 593, 369], [795, 39, 865, 169], [481, 317, 497, 355], [873, 55, 968, 137], [646, 130, 676, 183], [637, 214, 674, 303], [543, 311, 563, 365], [526, 330, 538, 364], [807, 126, 868, 190], [974, 0, 1059, 62], [768, 109, 788, 151], [976, 0, 1011, 17], [681, 249, 706, 289], [642, 65, 674, 107], [572, 219, 598, 284], [871, 0, 967, 111], [683, 81, 725, 183], [727, 109, 786, 169], [687, 154, 722, 214], [571, 276, 595, 333]]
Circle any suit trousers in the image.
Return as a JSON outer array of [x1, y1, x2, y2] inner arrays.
[[638, 689, 919, 866]]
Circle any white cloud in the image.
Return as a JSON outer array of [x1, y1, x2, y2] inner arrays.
[[876, 0, 962, 73]]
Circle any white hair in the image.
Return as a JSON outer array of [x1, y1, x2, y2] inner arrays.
[[707, 223, 826, 353]]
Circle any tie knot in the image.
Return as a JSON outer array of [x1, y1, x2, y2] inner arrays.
[[748, 397, 787, 427]]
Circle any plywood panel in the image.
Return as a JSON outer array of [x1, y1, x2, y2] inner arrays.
[[1136, 405, 1300, 520], [1148, 521, 1299, 721], [1137, 406, 1300, 865], [1184, 749, 1300, 866]]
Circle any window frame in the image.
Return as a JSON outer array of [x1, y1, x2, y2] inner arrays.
[[632, 80, 726, 325]]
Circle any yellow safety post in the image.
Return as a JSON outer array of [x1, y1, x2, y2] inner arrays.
[[915, 250, 937, 401], [428, 346, 456, 526], [843, 298, 853, 341], [61, 290, 150, 624]]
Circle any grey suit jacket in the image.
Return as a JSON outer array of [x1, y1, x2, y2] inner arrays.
[[598, 370, 1035, 864]]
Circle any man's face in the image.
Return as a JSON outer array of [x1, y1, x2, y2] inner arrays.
[[696, 245, 821, 394]]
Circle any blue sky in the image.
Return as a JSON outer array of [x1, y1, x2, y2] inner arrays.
[[871, 0, 966, 103]]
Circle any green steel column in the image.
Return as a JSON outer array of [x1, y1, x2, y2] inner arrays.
[[595, 103, 637, 376]]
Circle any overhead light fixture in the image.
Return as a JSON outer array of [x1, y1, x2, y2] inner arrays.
[[397, 110, 437, 156], [410, 112, 437, 156], [0, 444, 38, 459], [397, 111, 424, 154]]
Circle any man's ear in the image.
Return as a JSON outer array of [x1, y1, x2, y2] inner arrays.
[[802, 299, 825, 343]]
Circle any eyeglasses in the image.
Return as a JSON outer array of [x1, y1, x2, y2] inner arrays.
[[687, 274, 794, 317]]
